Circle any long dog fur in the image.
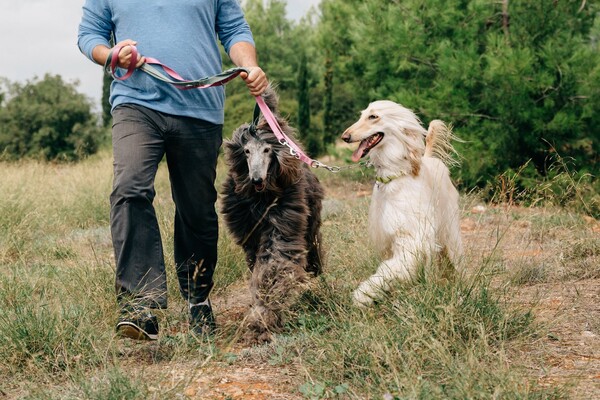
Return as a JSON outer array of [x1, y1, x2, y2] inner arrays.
[[341, 100, 463, 306], [221, 88, 324, 342]]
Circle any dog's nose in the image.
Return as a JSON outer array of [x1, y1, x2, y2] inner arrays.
[[251, 177, 263, 185], [341, 130, 351, 143]]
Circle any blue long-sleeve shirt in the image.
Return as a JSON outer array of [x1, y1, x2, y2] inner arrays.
[[78, 0, 255, 124]]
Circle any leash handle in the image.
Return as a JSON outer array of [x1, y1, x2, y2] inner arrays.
[[106, 44, 138, 80]]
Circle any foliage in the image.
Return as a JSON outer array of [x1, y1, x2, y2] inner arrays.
[[101, 72, 112, 128], [222, 1, 600, 204], [223, 0, 320, 141], [315, 0, 600, 193], [0, 74, 104, 161]]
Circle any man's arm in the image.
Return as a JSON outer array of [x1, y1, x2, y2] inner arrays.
[[229, 41, 268, 96], [78, 1, 144, 70]]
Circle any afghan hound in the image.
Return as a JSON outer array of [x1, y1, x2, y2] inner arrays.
[[221, 88, 324, 343], [341, 100, 463, 306]]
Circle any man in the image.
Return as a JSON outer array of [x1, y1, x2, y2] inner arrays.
[[78, 0, 267, 340]]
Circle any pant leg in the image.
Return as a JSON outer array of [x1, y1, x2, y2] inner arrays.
[[110, 104, 168, 309], [163, 116, 223, 304]]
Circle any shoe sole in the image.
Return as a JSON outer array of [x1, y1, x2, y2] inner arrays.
[[116, 322, 158, 341]]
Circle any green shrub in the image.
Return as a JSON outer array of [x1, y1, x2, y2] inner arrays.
[[0, 75, 105, 161]]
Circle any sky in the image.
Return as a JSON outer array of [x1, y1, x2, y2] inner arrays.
[[0, 0, 320, 112]]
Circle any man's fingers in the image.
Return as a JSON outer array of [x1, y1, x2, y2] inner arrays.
[[242, 67, 268, 96], [135, 56, 146, 68], [115, 43, 145, 69]]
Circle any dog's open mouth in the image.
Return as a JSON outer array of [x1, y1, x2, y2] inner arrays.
[[352, 133, 383, 162], [254, 182, 266, 192]]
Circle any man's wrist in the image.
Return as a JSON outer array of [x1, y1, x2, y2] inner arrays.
[[92, 45, 111, 66]]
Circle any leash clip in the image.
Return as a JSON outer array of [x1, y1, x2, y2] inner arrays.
[[310, 160, 341, 172]]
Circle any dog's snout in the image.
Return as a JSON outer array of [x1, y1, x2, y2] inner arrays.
[[341, 130, 352, 143], [251, 177, 263, 185]]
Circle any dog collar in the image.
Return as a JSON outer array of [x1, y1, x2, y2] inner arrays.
[[375, 173, 404, 184]]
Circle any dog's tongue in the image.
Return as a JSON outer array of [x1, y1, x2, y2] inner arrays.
[[352, 140, 369, 162]]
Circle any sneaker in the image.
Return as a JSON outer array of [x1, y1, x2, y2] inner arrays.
[[116, 307, 159, 341], [190, 300, 216, 336]]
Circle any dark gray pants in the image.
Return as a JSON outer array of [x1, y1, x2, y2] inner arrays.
[[110, 104, 222, 309]]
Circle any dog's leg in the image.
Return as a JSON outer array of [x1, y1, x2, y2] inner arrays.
[[245, 243, 308, 343], [305, 232, 323, 276], [438, 206, 464, 276], [443, 230, 464, 275], [245, 257, 282, 343], [354, 229, 434, 307]]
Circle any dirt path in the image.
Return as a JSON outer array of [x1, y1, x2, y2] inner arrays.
[[517, 279, 600, 398], [138, 187, 600, 399], [461, 205, 600, 399]]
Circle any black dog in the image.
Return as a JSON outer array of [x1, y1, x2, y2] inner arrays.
[[221, 88, 324, 343]]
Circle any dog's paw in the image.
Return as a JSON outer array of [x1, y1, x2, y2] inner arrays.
[[352, 288, 375, 308], [242, 329, 273, 345]]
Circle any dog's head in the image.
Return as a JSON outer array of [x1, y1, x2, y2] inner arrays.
[[224, 87, 303, 194], [341, 100, 427, 175]]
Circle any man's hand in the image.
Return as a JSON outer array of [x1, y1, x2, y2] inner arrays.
[[229, 42, 268, 96], [113, 40, 146, 69], [240, 66, 268, 96], [92, 39, 145, 69]]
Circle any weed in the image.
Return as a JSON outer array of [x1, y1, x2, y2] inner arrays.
[[0, 153, 594, 398]]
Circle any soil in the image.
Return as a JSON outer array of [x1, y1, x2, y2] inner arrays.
[[461, 204, 600, 399], [132, 181, 600, 399]]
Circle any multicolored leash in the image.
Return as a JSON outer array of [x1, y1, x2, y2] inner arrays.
[[105, 44, 343, 171], [105, 44, 247, 89]]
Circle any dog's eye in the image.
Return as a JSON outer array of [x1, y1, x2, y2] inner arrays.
[[263, 148, 270, 154], [244, 149, 250, 155], [368, 114, 378, 120]]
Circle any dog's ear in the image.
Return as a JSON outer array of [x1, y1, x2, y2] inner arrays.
[[225, 125, 250, 173], [273, 146, 302, 188], [408, 146, 421, 176], [404, 125, 427, 176], [230, 124, 251, 146]]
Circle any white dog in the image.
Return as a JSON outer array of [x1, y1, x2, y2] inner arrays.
[[341, 100, 463, 306]]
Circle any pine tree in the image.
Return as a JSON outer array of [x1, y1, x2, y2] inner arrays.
[[315, 0, 600, 189], [101, 72, 112, 127]]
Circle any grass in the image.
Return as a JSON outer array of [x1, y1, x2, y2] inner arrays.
[[0, 151, 594, 398]]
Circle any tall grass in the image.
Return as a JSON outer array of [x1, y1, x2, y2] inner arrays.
[[0, 152, 578, 398], [238, 184, 555, 399], [489, 156, 600, 218], [279, 271, 543, 399]]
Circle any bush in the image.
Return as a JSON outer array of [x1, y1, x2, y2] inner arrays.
[[0, 74, 105, 161]]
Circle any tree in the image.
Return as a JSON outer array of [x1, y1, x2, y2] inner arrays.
[[0, 74, 104, 161], [223, 0, 309, 137], [315, 0, 600, 189], [297, 51, 322, 156], [101, 33, 115, 127], [297, 53, 310, 135], [101, 68, 112, 127]]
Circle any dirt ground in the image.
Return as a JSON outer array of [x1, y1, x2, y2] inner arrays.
[[461, 205, 600, 399], [127, 180, 600, 399]]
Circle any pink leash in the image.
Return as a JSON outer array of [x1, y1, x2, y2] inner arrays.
[[253, 96, 314, 166], [106, 45, 325, 169]]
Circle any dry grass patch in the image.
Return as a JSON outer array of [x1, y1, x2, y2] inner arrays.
[[0, 154, 598, 398]]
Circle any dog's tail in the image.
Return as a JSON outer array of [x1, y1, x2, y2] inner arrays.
[[424, 120, 461, 167]]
